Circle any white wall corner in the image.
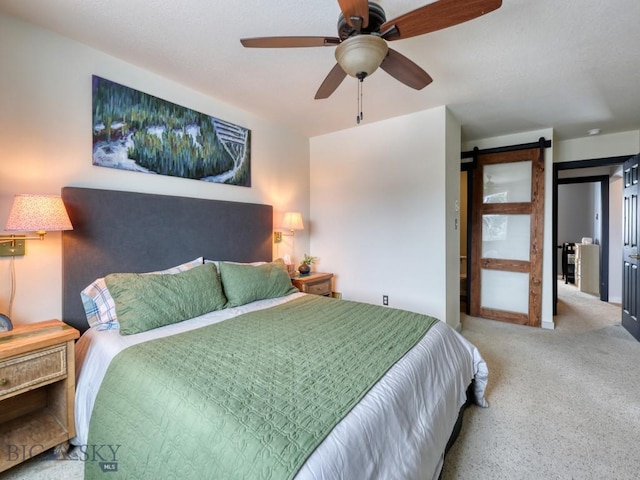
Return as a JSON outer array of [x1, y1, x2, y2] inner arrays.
[[310, 107, 450, 320], [445, 108, 462, 329]]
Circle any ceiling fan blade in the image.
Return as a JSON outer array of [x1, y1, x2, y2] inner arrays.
[[381, 0, 501, 41], [315, 63, 347, 99], [380, 49, 433, 90], [241, 36, 340, 48], [337, 0, 369, 28]]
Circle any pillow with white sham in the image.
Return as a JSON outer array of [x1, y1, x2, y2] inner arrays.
[[203, 259, 267, 267], [80, 257, 204, 329], [203, 259, 269, 283]]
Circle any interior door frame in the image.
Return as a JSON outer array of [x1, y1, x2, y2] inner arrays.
[[557, 175, 609, 300], [461, 162, 474, 315], [552, 156, 631, 315]]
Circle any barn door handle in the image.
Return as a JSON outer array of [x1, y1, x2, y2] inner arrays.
[[629, 254, 640, 259]]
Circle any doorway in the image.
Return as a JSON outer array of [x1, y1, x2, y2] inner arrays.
[[460, 165, 473, 314], [552, 156, 630, 316], [460, 167, 471, 314], [557, 176, 610, 301]]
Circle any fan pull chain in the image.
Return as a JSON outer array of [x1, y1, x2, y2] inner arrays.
[[357, 77, 364, 124]]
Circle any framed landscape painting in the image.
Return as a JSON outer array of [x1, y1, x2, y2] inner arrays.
[[92, 75, 251, 187]]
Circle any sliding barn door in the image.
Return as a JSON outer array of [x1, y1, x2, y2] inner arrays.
[[470, 148, 544, 326], [622, 154, 640, 341]]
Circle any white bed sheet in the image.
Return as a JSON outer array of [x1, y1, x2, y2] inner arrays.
[[72, 293, 488, 480]]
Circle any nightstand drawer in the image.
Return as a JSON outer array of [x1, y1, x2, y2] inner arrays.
[[0, 345, 67, 398], [292, 272, 334, 297], [306, 282, 331, 296]]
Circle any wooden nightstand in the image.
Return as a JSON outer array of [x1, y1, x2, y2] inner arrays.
[[292, 272, 334, 296], [0, 320, 79, 472]]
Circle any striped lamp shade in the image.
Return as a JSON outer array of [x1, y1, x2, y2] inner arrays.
[[5, 194, 73, 233]]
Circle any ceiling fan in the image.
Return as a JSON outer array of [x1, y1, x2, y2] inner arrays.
[[241, 0, 502, 103]]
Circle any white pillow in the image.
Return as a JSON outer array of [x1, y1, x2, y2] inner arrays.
[[80, 257, 204, 329], [203, 259, 267, 267]]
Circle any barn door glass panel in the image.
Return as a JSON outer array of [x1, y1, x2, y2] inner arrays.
[[481, 269, 530, 313], [482, 214, 531, 261], [483, 161, 532, 203]]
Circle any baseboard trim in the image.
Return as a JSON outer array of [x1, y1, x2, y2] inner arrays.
[[541, 320, 555, 330]]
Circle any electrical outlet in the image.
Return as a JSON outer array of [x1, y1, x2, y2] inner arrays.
[[382, 295, 388, 306]]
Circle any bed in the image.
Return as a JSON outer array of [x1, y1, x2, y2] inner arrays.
[[62, 187, 488, 480]]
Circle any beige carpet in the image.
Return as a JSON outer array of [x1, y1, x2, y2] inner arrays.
[[5, 281, 639, 479], [442, 280, 640, 479], [1, 446, 84, 480]]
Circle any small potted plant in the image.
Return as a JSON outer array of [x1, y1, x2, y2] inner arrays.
[[298, 254, 317, 275]]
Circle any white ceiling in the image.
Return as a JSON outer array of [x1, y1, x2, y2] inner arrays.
[[2, 0, 640, 142]]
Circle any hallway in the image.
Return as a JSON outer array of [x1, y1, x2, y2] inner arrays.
[[555, 278, 630, 337]]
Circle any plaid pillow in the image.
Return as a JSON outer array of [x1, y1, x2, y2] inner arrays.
[[80, 257, 204, 329]]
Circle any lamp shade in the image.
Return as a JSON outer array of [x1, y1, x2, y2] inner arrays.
[[335, 35, 389, 78], [282, 212, 304, 232], [5, 194, 73, 233]]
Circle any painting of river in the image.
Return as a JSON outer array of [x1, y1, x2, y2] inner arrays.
[[92, 75, 250, 186]]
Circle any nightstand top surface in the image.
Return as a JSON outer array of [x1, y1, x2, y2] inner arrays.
[[292, 272, 333, 282], [0, 320, 79, 359]]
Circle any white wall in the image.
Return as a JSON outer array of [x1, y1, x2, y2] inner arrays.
[[558, 182, 595, 271], [445, 109, 462, 327], [309, 107, 461, 328], [555, 131, 640, 163], [0, 13, 310, 325]]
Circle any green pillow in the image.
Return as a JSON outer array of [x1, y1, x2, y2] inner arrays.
[[105, 263, 227, 335], [219, 261, 298, 307]]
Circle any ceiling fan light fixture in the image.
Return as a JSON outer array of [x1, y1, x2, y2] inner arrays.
[[335, 35, 388, 78]]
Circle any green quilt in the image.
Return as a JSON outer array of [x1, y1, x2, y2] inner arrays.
[[84, 295, 438, 479]]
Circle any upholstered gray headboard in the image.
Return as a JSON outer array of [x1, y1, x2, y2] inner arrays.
[[62, 187, 273, 332]]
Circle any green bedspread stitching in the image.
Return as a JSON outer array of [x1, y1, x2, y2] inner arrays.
[[85, 295, 438, 480]]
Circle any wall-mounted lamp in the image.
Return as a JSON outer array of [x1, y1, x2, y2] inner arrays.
[[0, 194, 73, 324], [274, 211, 304, 244], [1, 194, 73, 255]]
